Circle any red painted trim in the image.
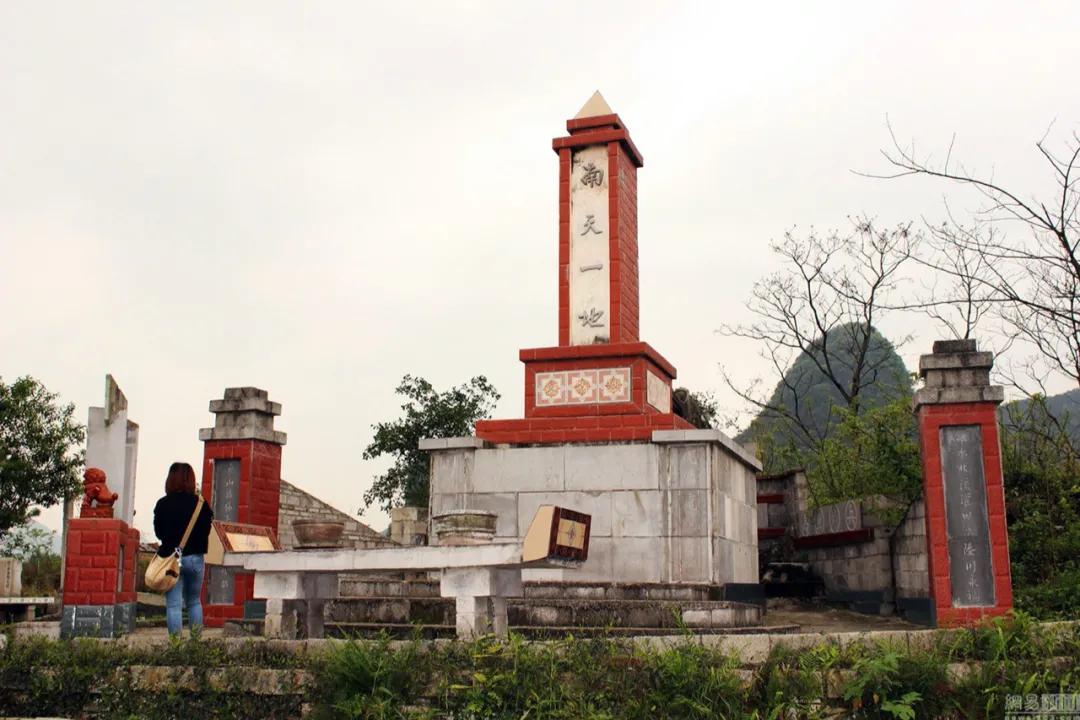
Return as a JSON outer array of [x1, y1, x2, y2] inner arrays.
[[758, 527, 786, 539], [519, 342, 677, 378], [475, 412, 687, 445], [756, 493, 786, 505], [793, 528, 874, 548], [566, 114, 623, 133], [608, 145, 622, 342], [552, 128, 644, 167]]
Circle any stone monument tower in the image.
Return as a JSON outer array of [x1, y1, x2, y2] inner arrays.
[[199, 387, 287, 627], [425, 95, 761, 592]]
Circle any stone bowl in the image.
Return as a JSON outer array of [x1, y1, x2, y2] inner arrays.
[[432, 509, 497, 546], [292, 520, 345, 548]]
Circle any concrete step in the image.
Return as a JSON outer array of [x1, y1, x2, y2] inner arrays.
[[337, 579, 725, 602], [508, 599, 761, 629], [324, 596, 762, 629], [224, 618, 799, 640]]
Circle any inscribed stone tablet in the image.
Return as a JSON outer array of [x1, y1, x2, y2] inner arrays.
[[209, 459, 241, 603], [940, 425, 995, 607]]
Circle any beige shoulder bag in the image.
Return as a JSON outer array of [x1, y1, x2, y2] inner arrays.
[[145, 496, 205, 593]]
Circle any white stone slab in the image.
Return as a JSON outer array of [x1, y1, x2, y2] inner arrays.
[[667, 445, 709, 490], [651, 429, 762, 471], [419, 436, 487, 451], [471, 447, 566, 493], [569, 144, 611, 345], [610, 537, 663, 582], [671, 489, 709, 537], [611, 490, 663, 538], [228, 542, 529, 573], [564, 443, 658, 491]]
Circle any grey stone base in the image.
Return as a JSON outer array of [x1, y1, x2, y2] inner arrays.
[[896, 596, 935, 626], [60, 603, 136, 639]]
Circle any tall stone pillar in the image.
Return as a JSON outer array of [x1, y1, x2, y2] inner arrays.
[[199, 387, 286, 627], [473, 92, 694, 445], [62, 375, 140, 638], [914, 339, 1012, 627]]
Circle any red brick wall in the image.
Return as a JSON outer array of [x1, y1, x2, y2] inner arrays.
[[62, 518, 138, 606], [609, 143, 639, 343], [917, 402, 1013, 626]]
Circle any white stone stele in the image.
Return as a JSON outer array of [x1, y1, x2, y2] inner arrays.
[[569, 143, 611, 345], [85, 376, 139, 526], [426, 430, 762, 587]]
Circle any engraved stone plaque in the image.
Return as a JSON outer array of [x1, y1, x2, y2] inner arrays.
[[209, 458, 241, 603], [940, 425, 995, 607]]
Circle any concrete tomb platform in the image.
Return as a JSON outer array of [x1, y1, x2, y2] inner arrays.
[[425, 431, 761, 589]]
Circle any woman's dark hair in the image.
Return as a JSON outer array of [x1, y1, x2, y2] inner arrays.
[[165, 462, 198, 495]]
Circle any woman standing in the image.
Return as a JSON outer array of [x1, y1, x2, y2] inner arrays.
[[153, 462, 214, 637]]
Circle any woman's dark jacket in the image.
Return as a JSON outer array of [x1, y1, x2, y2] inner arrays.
[[153, 493, 214, 557]]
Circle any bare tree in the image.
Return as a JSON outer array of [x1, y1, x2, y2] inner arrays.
[[903, 219, 996, 341], [871, 126, 1080, 393], [719, 219, 918, 454]]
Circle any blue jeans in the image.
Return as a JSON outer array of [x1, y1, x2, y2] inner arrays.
[[165, 553, 205, 636]]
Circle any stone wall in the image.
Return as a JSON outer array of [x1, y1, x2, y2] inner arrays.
[[892, 496, 930, 599], [426, 430, 760, 586], [277, 480, 395, 550]]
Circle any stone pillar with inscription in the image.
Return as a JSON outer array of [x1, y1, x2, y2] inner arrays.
[[474, 92, 694, 443], [429, 95, 762, 594], [199, 387, 287, 627], [914, 339, 1012, 627]]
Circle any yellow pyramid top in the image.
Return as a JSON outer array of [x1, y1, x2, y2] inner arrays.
[[574, 90, 614, 119]]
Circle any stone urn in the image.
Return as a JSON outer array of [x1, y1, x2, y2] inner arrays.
[[432, 509, 497, 546], [292, 520, 345, 548]]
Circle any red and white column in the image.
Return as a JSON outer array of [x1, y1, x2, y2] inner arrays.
[[199, 387, 286, 627], [474, 92, 693, 445]]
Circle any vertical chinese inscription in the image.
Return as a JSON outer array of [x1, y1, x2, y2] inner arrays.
[[569, 145, 610, 345], [208, 458, 240, 605], [940, 425, 995, 607]]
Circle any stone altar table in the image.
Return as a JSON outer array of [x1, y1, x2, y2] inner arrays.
[[218, 508, 589, 638]]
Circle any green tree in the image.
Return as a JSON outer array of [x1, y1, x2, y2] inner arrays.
[[1000, 395, 1080, 618], [0, 377, 85, 538], [362, 375, 500, 512]]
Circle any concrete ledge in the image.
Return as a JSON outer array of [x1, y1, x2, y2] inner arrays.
[[199, 427, 288, 444], [419, 436, 489, 451], [651, 429, 762, 472], [913, 386, 1004, 407], [209, 397, 283, 415], [918, 351, 994, 372]]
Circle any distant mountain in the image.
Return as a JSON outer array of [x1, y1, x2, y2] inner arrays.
[[1002, 387, 1080, 443], [737, 324, 911, 448]]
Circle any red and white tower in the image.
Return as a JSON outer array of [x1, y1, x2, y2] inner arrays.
[[475, 93, 694, 443]]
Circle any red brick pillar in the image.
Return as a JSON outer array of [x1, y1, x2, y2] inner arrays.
[[198, 387, 286, 627], [914, 340, 1012, 627], [61, 518, 139, 637]]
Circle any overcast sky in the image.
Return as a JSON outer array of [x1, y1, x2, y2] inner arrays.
[[3, 1, 1078, 539]]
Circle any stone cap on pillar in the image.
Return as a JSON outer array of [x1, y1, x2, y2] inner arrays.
[[914, 339, 1004, 408], [199, 387, 287, 444]]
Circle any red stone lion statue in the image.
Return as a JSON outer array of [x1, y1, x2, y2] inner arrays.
[[80, 467, 119, 518]]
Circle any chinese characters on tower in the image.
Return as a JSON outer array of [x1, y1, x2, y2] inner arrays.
[[568, 146, 610, 344]]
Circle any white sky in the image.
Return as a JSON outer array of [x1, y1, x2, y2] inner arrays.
[[2, 1, 1078, 539]]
